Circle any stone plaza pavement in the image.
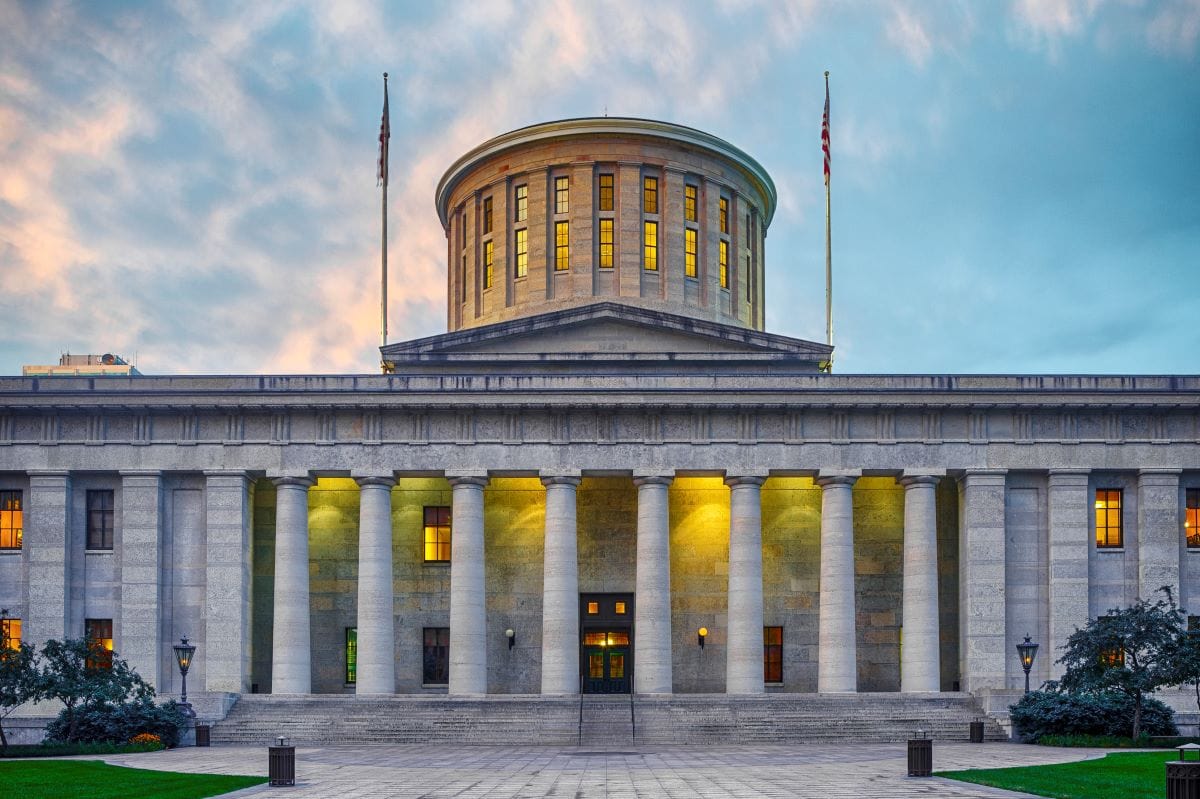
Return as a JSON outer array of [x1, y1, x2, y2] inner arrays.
[[93, 741, 1112, 798]]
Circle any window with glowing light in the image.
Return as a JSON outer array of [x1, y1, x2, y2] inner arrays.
[[85, 618, 113, 669], [483, 240, 494, 289], [0, 617, 20, 650], [598, 218, 614, 269], [643, 176, 658, 214], [514, 184, 527, 222], [555, 222, 569, 271], [554, 176, 569, 215], [643, 221, 658, 271], [684, 228, 697, 278], [684, 184, 697, 222], [764, 626, 783, 683], [0, 490, 21, 550], [719, 240, 729, 289], [423, 627, 449, 684], [586, 602, 599, 615], [482, 196, 493, 235], [423, 506, 451, 563], [345, 627, 357, 684], [1095, 489, 1123, 548], [86, 490, 114, 550], [1187, 489, 1200, 549], [514, 228, 528, 278], [719, 197, 728, 233], [598, 174, 614, 212], [1097, 615, 1125, 667]]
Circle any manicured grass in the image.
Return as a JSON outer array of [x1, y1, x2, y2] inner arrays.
[[0, 760, 266, 799], [938, 750, 1175, 799]]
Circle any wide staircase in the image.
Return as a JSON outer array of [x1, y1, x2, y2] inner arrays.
[[211, 692, 1006, 746]]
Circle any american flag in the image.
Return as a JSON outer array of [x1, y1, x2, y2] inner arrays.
[[821, 79, 830, 187], [378, 74, 390, 187]]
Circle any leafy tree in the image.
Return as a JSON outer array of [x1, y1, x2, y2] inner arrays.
[[39, 638, 153, 743], [1056, 586, 1183, 739], [0, 641, 42, 752]]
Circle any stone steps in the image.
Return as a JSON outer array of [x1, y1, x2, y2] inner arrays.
[[211, 692, 1007, 745]]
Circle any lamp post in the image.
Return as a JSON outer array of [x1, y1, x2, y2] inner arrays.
[[173, 636, 197, 718], [1016, 635, 1039, 695]]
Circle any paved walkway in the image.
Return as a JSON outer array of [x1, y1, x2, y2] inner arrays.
[[90, 742, 1112, 798]]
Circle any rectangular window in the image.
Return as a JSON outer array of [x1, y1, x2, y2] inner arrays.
[[423, 506, 451, 563], [1098, 616, 1125, 667], [719, 197, 728, 233], [614, 601, 626, 615], [345, 627, 357, 684], [1095, 489, 1123, 548], [461, 253, 467, 301], [423, 627, 450, 684], [483, 240, 494, 289], [684, 227, 697, 278], [598, 218, 614, 269], [684, 184, 697, 222], [0, 617, 20, 650], [84, 618, 113, 669], [598, 174, 614, 212], [764, 626, 783, 683], [643, 176, 658, 214], [719, 240, 729, 288], [514, 184, 527, 222], [0, 490, 22, 550], [643, 221, 658, 271], [746, 214, 751, 246], [555, 221, 569, 271], [586, 601, 599, 615], [482, 196, 493, 235], [555, 176, 569, 215], [746, 255, 752, 302], [514, 228, 528, 278], [86, 489, 114, 550], [1187, 489, 1200, 549]]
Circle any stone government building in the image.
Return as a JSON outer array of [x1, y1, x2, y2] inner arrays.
[[1, 118, 1197, 742]]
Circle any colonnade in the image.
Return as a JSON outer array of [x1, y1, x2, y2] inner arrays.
[[267, 470, 947, 696]]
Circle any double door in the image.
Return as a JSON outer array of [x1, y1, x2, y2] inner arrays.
[[580, 592, 634, 694]]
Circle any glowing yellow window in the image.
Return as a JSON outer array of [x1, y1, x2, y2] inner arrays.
[[1094, 489, 1122, 548], [643, 221, 657, 271], [643, 176, 658, 214], [423, 506, 451, 562], [0, 617, 20, 650], [1187, 489, 1200, 549], [719, 240, 729, 288], [483, 240, 494, 289], [598, 218, 614, 269], [719, 197, 728, 233], [614, 601, 626, 615], [587, 601, 599, 615], [555, 221, 569, 271], [684, 228, 697, 278], [0, 490, 21, 550], [684, 184, 697, 222]]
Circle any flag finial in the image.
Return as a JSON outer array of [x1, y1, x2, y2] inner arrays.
[[824, 70, 829, 77]]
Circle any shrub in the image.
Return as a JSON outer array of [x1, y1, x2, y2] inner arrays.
[[1011, 690, 1177, 741], [129, 732, 163, 749], [44, 696, 189, 748]]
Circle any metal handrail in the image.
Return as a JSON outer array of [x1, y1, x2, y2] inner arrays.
[[577, 672, 584, 746]]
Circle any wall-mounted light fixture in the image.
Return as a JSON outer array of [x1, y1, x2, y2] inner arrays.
[[505, 628, 515, 650], [697, 627, 708, 649]]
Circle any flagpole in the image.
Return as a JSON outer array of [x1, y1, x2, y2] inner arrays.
[[380, 73, 390, 368], [823, 70, 833, 372]]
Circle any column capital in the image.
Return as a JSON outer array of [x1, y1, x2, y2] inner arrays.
[[958, 469, 1007, 486], [26, 470, 70, 480], [724, 475, 766, 488], [354, 475, 397, 488], [203, 470, 252, 479], [816, 471, 858, 488], [1138, 468, 1183, 482], [119, 469, 162, 478], [898, 474, 941, 488], [447, 473, 489, 488], [633, 474, 674, 487], [1047, 469, 1090, 487], [540, 475, 582, 487], [271, 475, 315, 488]]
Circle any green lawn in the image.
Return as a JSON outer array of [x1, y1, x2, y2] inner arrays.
[[938, 750, 1175, 799], [0, 759, 266, 799]]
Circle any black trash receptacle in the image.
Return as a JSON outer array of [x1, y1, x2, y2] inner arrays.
[[269, 741, 296, 787], [1167, 745, 1200, 799], [907, 737, 933, 777], [969, 720, 984, 743], [195, 724, 210, 747]]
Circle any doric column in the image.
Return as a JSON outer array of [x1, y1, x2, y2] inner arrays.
[[1048, 469, 1090, 682], [899, 473, 940, 693], [448, 474, 489, 695], [355, 475, 397, 694], [271, 476, 314, 694], [958, 469, 1007, 691], [204, 471, 253, 693], [25, 471, 71, 647], [817, 472, 858, 693], [725, 475, 766, 694], [634, 475, 674, 694], [119, 471, 163, 691], [540, 474, 581, 695], [1138, 469, 1183, 602]]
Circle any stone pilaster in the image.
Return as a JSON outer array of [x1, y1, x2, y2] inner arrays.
[[899, 474, 940, 693], [448, 474, 489, 695], [1048, 470, 1090, 682], [634, 475, 674, 694], [540, 474, 581, 695], [1138, 469, 1183, 602], [725, 475, 765, 694], [271, 476, 314, 694], [119, 471, 163, 691], [355, 476, 397, 694], [205, 471, 253, 693], [25, 471, 71, 646], [817, 472, 858, 693], [958, 469, 1007, 691]]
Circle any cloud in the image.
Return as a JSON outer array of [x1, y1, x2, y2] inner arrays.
[[887, 5, 934, 67]]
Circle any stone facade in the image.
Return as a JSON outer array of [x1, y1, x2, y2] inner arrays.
[[0, 119, 1198, 728]]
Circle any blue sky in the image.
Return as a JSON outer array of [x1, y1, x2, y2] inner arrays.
[[1, 0, 1197, 375]]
